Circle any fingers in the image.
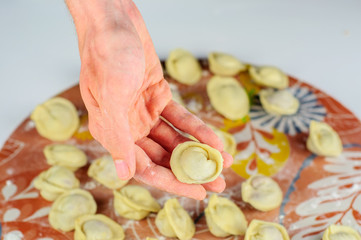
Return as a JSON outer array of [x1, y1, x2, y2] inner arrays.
[[136, 137, 171, 168], [222, 152, 234, 168], [148, 119, 191, 152], [202, 176, 226, 193], [100, 114, 136, 181], [149, 116, 233, 169], [162, 101, 224, 152], [110, 133, 136, 181], [134, 145, 207, 200]]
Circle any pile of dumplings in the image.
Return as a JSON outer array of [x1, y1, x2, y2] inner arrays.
[[34, 140, 129, 239], [28, 47, 355, 239], [165, 48, 344, 158]]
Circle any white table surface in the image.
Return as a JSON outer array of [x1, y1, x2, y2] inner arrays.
[[1, 0, 361, 147]]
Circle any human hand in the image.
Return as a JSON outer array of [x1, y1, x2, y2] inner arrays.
[[66, 0, 233, 200]]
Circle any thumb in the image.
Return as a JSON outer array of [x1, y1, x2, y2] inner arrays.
[[106, 124, 136, 181]]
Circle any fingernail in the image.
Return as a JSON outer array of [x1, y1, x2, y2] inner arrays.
[[114, 160, 130, 180]]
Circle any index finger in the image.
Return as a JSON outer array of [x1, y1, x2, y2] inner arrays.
[[161, 100, 224, 152]]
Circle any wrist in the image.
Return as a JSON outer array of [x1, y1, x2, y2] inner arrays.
[[65, 0, 132, 53]]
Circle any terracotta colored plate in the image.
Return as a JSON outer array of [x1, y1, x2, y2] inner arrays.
[[1, 60, 361, 240]]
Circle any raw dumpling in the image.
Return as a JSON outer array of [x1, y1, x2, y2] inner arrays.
[[307, 121, 343, 157], [249, 66, 289, 89], [205, 194, 248, 237], [113, 185, 160, 220], [44, 144, 87, 171], [31, 97, 79, 141], [241, 174, 283, 211], [49, 189, 97, 232], [208, 52, 247, 76], [207, 76, 249, 120], [259, 88, 299, 115], [165, 49, 202, 85], [74, 214, 125, 240], [322, 224, 361, 240], [244, 219, 290, 240], [170, 141, 223, 184], [209, 125, 237, 156], [34, 166, 80, 201], [155, 198, 195, 240], [88, 155, 128, 189]]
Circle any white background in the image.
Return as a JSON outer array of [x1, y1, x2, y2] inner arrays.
[[1, 0, 361, 146]]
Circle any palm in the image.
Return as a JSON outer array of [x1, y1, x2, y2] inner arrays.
[[78, 1, 233, 200], [127, 54, 171, 141]]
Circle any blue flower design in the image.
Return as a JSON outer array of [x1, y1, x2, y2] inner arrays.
[[250, 85, 327, 136]]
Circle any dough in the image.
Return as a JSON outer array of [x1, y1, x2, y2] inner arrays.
[[155, 198, 195, 240], [208, 52, 247, 76], [170, 141, 223, 184], [205, 194, 248, 237], [207, 76, 249, 120], [307, 121, 343, 157], [259, 88, 299, 115], [244, 219, 290, 240], [241, 174, 283, 211], [49, 189, 97, 232], [74, 214, 125, 240], [113, 185, 160, 220], [88, 155, 128, 190], [34, 166, 80, 201], [30, 97, 80, 141], [44, 144, 87, 171], [249, 66, 289, 89], [165, 48, 202, 85], [322, 224, 361, 240], [209, 125, 237, 156]]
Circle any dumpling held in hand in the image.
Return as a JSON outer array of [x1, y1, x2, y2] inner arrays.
[[170, 141, 223, 184]]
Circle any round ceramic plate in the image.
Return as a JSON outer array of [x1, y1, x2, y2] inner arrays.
[[0, 60, 361, 239]]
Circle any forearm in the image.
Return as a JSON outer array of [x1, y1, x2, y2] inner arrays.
[[64, 0, 134, 54]]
